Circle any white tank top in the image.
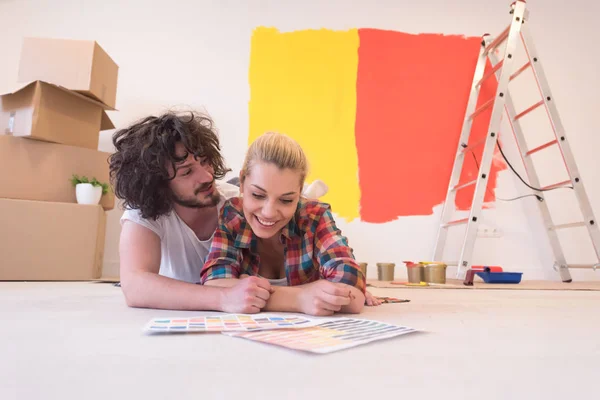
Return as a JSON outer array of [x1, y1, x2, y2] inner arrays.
[[120, 181, 239, 284]]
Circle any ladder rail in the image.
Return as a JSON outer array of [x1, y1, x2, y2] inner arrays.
[[520, 24, 600, 260], [432, 40, 490, 262], [486, 41, 572, 282], [455, 2, 527, 278]]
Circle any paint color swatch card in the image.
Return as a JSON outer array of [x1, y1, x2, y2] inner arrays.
[[143, 313, 331, 334], [226, 318, 418, 354]]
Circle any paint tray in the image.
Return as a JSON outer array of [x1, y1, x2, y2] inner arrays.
[[475, 271, 523, 284]]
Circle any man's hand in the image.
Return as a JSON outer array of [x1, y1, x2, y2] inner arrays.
[[297, 280, 352, 316], [219, 276, 272, 313]]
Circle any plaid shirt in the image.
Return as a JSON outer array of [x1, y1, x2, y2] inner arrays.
[[200, 197, 365, 292]]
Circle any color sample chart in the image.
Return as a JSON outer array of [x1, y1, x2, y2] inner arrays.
[[226, 318, 418, 354], [143, 314, 323, 334]]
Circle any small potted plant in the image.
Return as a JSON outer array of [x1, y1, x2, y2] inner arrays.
[[70, 174, 109, 205]]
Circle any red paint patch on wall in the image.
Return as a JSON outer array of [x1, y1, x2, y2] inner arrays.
[[355, 29, 504, 223]]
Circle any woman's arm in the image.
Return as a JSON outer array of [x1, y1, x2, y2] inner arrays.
[[314, 207, 366, 313], [200, 204, 272, 310], [262, 280, 360, 315]]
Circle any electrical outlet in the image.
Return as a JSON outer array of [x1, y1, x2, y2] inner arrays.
[[477, 227, 503, 238]]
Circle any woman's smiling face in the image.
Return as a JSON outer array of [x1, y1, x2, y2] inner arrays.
[[240, 161, 302, 239]]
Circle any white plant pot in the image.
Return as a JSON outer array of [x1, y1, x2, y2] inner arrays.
[[76, 183, 102, 205]]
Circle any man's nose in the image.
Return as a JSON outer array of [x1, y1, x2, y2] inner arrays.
[[195, 164, 213, 183]]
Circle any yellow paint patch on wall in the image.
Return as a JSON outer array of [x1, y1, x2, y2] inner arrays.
[[248, 27, 360, 221]]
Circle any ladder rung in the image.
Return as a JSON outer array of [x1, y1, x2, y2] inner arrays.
[[477, 60, 504, 87], [550, 221, 587, 231], [443, 218, 469, 228], [439, 261, 459, 266], [525, 139, 558, 156], [484, 25, 510, 56], [470, 98, 494, 120], [540, 180, 571, 191], [510, 61, 531, 81], [566, 263, 600, 270], [514, 100, 544, 121], [461, 138, 486, 154], [452, 180, 477, 192]]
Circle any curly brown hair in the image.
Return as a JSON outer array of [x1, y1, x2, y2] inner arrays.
[[108, 111, 231, 220]]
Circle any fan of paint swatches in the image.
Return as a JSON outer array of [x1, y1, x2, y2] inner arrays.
[[143, 313, 331, 334], [225, 318, 419, 354]]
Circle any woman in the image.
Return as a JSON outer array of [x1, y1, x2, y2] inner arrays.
[[200, 132, 381, 315]]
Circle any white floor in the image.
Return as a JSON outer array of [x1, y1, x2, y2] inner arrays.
[[1, 282, 598, 400]]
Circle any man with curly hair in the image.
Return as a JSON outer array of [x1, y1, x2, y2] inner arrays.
[[109, 111, 272, 313]]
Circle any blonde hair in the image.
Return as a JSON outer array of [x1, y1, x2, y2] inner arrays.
[[240, 132, 308, 187]]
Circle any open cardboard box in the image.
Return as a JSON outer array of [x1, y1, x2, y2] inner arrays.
[[0, 80, 114, 150], [0, 134, 115, 210], [18, 37, 119, 109], [0, 199, 106, 281]]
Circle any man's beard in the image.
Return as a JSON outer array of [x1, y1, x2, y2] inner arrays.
[[171, 181, 221, 209]]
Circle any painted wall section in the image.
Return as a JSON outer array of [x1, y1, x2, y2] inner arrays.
[[248, 27, 361, 220], [355, 29, 503, 222], [249, 27, 504, 223]]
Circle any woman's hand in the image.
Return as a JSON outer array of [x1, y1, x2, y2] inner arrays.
[[296, 280, 353, 316], [219, 276, 272, 313], [365, 290, 382, 306]]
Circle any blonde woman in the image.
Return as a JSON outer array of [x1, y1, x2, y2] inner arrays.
[[200, 132, 381, 315]]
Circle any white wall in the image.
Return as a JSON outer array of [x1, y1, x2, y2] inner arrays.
[[1, 0, 598, 281]]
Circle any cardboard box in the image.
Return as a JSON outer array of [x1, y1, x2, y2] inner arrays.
[[0, 134, 115, 210], [0, 199, 106, 281], [18, 37, 119, 109], [0, 80, 114, 149]]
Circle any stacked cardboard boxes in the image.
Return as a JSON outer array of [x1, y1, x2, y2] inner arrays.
[[0, 37, 119, 281]]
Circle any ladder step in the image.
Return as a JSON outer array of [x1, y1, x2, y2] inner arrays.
[[461, 138, 486, 154], [439, 261, 459, 266], [525, 139, 557, 156], [540, 180, 571, 191], [566, 263, 600, 270], [510, 61, 531, 81], [477, 60, 504, 87], [514, 100, 544, 121], [483, 25, 510, 56], [452, 180, 477, 192], [443, 218, 469, 228], [470, 97, 494, 120], [550, 221, 587, 231]]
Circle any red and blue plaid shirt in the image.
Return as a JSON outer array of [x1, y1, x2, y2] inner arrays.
[[200, 197, 366, 292]]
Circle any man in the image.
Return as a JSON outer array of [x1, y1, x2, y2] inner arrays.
[[109, 111, 271, 313]]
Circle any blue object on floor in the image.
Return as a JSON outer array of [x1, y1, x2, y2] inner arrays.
[[475, 270, 523, 284]]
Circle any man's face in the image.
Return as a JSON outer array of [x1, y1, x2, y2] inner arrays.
[[167, 142, 220, 208]]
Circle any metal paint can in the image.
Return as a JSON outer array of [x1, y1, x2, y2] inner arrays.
[[376, 263, 395, 281], [406, 263, 425, 283], [424, 263, 447, 284]]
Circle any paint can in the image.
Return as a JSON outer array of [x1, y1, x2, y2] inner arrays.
[[423, 263, 447, 284], [376, 263, 395, 281], [406, 263, 425, 283], [357, 262, 368, 280]]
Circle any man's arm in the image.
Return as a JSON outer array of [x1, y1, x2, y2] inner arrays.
[[118, 220, 226, 310], [203, 278, 240, 288], [119, 221, 270, 313]]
